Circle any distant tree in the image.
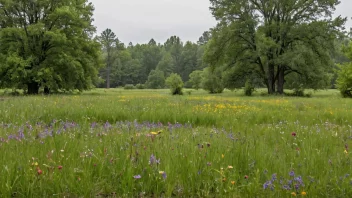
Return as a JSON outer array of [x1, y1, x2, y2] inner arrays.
[[0, 0, 102, 94], [188, 70, 203, 90], [206, 0, 346, 94], [202, 67, 224, 94], [146, 70, 165, 89], [197, 31, 211, 45], [157, 52, 175, 77], [166, 73, 184, 95], [98, 29, 118, 89]]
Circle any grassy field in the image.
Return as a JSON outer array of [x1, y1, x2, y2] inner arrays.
[[0, 89, 352, 197]]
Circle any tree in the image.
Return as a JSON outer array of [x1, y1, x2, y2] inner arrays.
[[206, 0, 346, 94], [146, 70, 165, 89], [188, 70, 203, 90], [166, 73, 184, 95], [98, 29, 118, 89], [156, 52, 175, 77], [202, 67, 224, 94], [0, 0, 102, 94], [337, 41, 352, 97]]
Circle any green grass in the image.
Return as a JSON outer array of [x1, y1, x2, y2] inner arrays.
[[0, 89, 352, 197]]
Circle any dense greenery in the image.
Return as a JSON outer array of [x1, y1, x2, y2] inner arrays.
[[206, 0, 346, 94], [0, 0, 102, 94], [165, 73, 184, 95], [337, 42, 352, 97]]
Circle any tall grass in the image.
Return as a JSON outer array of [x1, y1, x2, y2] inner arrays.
[[0, 89, 351, 197]]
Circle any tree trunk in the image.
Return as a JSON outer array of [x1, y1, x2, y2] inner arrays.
[[267, 64, 275, 94], [44, 86, 50, 95], [276, 67, 285, 94], [106, 65, 110, 89], [27, 82, 39, 95]]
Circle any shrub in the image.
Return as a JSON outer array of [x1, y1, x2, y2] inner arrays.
[[165, 73, 184, 95], [146, 70, 165, 89], [136, 84, 145, 89], [244, 79, 255, 96], [124, 84, 135, 90], [188, 70, 203, 90], [336, 63, 352, 98], [202, 67, 224, 94]]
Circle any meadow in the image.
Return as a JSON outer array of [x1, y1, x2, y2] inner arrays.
[[0, 89, 352, 197]]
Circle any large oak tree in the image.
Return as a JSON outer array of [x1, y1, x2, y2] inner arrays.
[[206, 0, 346, 94], [0, 0, 102, 94]]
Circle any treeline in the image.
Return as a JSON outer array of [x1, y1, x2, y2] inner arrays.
[[97, 30, 211, 89]]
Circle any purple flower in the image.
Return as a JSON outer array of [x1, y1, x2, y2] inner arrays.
[[271, 173, 277, 182], [289, 171, 295, 177], [149, 154, 160, 165], [133, 175, 141, 179], [162, 172, 167, 179]]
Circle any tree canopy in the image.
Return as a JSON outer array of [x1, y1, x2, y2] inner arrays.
[[0, 0, 102, 94], [205, 0, 346, 94]]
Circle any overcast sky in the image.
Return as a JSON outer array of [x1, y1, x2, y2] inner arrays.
[[90, 0, 352, 44]]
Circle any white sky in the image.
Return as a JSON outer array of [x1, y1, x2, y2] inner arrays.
[[89, 0, 352, 44]]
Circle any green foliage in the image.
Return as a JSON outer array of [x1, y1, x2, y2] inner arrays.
[[165, 73, 184, 95], [136, 83, 145, 89], [146, 70, 165, 89], [337, 63, 352, 97], [244, 79, 254, 96], [188, 70, 203, 90], [206, 0, 345, 94], [202, 67, 224, 94], [124, 84, 136, 90], [0, 0, 102, 94]]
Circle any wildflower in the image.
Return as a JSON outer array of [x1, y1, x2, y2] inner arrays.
[[159, 171, 164, 174], [58, 165, 63, 170], [231, 181, 235, 185], [149, 154, 160, 165], [133, 175, 141, 179], [228, 165, 233, 169], [244, 175, 248, 179], [289, 171, 295, 177], [344, 150, 348, 154], [222, 154, 224, 158], [32, 162, 38, 166], [37, 169, 43, 175], [207, 162, 212, 166], [301, 191, 307, 196], [291, 132, 297, 137], [222, 178, 227, 182], [291, 192, 297, 196], [162, 172, 167, 179]]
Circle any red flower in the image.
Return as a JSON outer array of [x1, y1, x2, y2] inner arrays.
[[58, 165, 63, 170], [37, 169, 43, 175], [291, 132, 297, 137], [244, 175, 248, 179]]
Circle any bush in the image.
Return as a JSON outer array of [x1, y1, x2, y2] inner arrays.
[[202, 67, 224, 94], [146, 70, 165, 89], [244, 79, 255, 96], [136, 84, 145, 89], [336, 63, 352, 98], [165, 73, 184, 95], [188, 70, 203, 90], [124, 84, 135, 90]]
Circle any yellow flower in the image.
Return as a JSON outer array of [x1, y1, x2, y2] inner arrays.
[[227, 165, 233, 169], [32, 162, 38, 166], [150, 132, 159, 135], [291, 192, 297, 196], [301, 191, 307, 196], [159, 171, 164, 174], [231, 181, 235, 185], [222, 154, 225, 158], [344, 150, 348, 154]]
